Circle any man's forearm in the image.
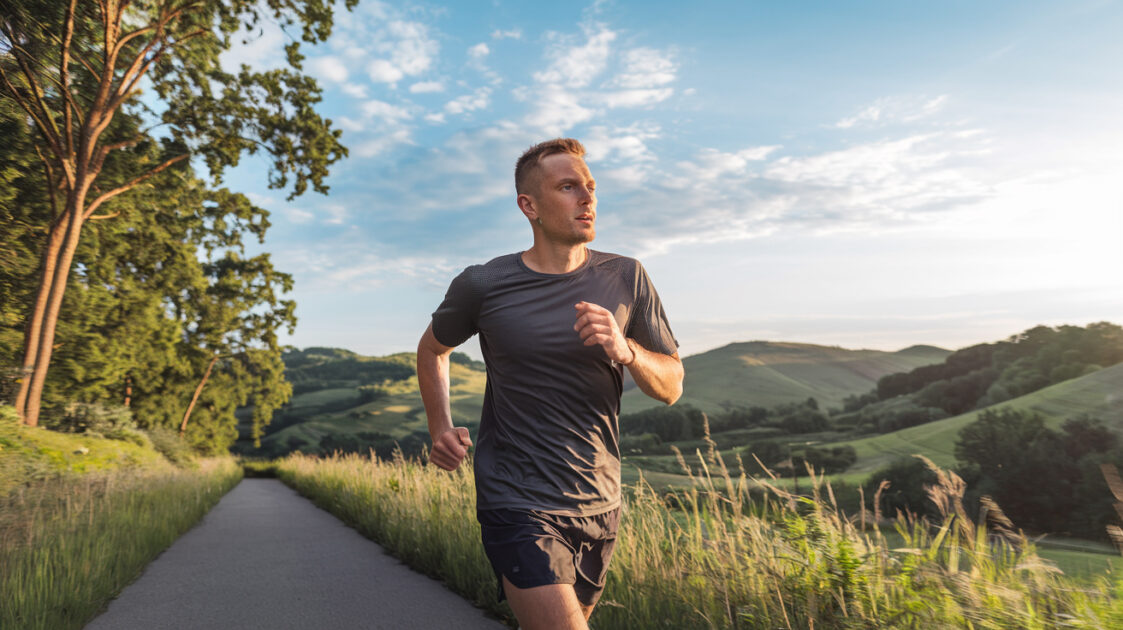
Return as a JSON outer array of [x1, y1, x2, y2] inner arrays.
[[417, 343, 454, 440], [625, 339, 683, 405]]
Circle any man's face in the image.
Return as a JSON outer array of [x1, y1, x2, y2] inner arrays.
[[526, 152, 597, 245]]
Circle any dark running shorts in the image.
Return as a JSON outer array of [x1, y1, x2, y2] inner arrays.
[[477, 506, 621, 607]]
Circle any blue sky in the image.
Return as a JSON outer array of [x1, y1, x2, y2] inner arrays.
[[221, 0, 1123, 359]]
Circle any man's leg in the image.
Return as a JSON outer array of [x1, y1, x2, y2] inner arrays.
[[502, 575, 589, 630]]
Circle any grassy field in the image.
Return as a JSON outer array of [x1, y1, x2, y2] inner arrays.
[[0, 405, 243, 630], [621, 341, 949, 415], [276, 447, 1123, 629]]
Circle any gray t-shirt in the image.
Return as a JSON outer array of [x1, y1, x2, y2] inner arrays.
[[430, 249, 678, 516]]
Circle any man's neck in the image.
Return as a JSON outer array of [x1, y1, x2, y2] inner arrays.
[[521, 242, 589, 274]]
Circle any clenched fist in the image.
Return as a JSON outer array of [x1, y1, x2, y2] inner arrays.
[[574, 301, 635, 365], [430, 426, 472, 471]]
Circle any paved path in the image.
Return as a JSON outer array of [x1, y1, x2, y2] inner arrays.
[[86, 478, 507, 630]]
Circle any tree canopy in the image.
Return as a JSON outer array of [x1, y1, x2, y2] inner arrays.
[[1, 0, 353, 450]]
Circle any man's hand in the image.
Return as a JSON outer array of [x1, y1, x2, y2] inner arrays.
[[430, 426, 472, 471], [574, 301, 634, 364]]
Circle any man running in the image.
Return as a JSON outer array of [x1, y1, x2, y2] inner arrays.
[[417, 138, 683, 630]]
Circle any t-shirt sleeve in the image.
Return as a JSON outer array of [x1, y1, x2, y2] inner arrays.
[[626, 261, 679, 356], [430, 266, 481, 347]]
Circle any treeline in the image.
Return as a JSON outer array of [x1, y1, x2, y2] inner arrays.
[[619, 400, 855, 475], [0, 2, 350, 453], [838, 323, 1123, 434], [867, 408, 1122, 541]]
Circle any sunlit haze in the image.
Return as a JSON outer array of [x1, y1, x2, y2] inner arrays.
[[220, 0, 1123, 359]]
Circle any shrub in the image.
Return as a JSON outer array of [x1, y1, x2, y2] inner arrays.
[[145, 426, 197, 468]]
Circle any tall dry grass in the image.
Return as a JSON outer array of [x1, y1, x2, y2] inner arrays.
[[277, 436, 1123, 629], [0, 458, 243, 630]]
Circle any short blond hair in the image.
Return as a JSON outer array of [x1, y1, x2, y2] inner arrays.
[[514, 138, 586, 195]]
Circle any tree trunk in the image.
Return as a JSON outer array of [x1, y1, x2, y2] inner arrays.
[[13, 214, 70, 420], [180, 354, 218, 437], [123, 374, 132, 408], [21, 188, 87, 426]]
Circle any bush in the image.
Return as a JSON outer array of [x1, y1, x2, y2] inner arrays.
[[46, 402, 134, 434], [145, 426, 197, 468]]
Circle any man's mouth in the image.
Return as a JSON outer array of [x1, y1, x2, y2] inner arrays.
[[576, 214, 594, 224]]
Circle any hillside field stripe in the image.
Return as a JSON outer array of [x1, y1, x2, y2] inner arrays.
[[84, 478, 506, 630]]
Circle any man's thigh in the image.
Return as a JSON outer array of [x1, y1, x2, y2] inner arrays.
[[477, 507, 620, 608], [501, 574, 589, 630]]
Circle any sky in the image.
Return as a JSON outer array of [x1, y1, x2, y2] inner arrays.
[[219, 0, 1123, 360]]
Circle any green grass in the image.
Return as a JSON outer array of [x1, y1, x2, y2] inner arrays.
[[0, 458, 242, 630], [276, 446, 1123, 629], [0, 410, 172, 496]]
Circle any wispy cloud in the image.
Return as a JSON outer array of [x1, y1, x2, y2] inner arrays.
[[835, 95, 950, 129], [490, 28, 523, 40]]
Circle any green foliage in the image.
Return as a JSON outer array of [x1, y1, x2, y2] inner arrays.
[[1, 0, 358, 445], [955, 408, 1123, 538], [146, 427, 198, 469]]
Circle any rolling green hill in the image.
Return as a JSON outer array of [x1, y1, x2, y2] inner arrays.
[[621, 341, 950, 415], [249, 355, 485, 457], [825, 360, 1123, 475], [249, 342, 948, 458]]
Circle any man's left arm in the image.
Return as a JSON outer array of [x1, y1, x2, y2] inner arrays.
[[575, 301, 683, 405]]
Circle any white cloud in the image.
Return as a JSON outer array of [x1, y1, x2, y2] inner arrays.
[[361, 99, 412, 122], [337, 116, 365, 132], [424, 112, 446, 124], [522, 24, 678, 133], [584, 124, 661, 163], [598, 88, 674, 108], [611, 48, 676, 89], [341, 83, 368, 98], [491, 28, 523, 40], [468, 43, 490, 59], [445, 87, 491, 115], [330, 9, 438, 87], [368, 59, 405, 84], [410, 81, 445, 93], [533, 26, 616, 88], [354, 128, 413, 158], [309, 55, 349, 83], [285, 208, 315, 224]]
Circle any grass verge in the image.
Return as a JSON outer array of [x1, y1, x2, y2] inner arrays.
[[278, 445, 1123, 629], [0, 457, 243, 630]]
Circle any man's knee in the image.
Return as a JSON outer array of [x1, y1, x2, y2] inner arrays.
[[501, 575, 589, 630]]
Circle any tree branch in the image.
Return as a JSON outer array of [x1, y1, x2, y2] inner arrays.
[[0, 65, 64, 163], [8, 54, 65, 158], [34, 145, 61, 223], [91, 133, 144, 173], [61, 0, 78, 156], [82, 152, 189, 219], [87, 211, 121, 220]]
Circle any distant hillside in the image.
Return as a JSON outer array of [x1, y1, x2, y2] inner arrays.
[[827, 360, 1123, 475], [235, 348, 485, 458], [621, 341, 950, 415]]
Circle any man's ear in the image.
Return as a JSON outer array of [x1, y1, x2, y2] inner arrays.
[[517, 193, 537, 222]]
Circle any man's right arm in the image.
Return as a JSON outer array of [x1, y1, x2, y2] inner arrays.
[[417, 323, 472, 471]]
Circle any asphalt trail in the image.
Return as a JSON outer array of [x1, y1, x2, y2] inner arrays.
[[85, 478, 507, 629]]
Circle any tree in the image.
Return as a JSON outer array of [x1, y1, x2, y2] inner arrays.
[[1, 0, 352, 426]]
